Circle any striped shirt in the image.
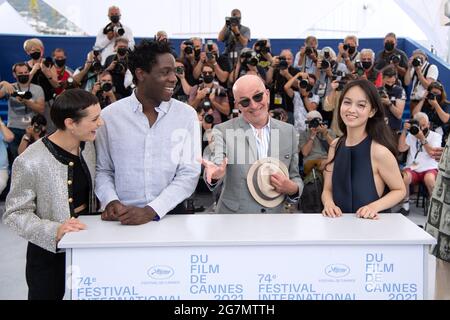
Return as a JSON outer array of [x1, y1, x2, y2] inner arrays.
[[249, 121, 271, 160]]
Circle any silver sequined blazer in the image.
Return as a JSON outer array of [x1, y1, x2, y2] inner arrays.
[[2, 137, 97, 253]]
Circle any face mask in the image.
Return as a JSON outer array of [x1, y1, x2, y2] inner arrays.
[[17, 75, 29, 84], [203, 75, 214, 84], [30, 51, 41, 60], [117, 48, 127, 56], [384, 42, 394, 52], [362, 61, 372, 70], [54, 59, 66, 68], [422, 128, 429, 136], [110, 15, 120, 23], [348, 46, 356, 55], [385, 84, 394, 91]]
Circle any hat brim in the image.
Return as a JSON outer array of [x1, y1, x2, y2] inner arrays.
[[247, 157, 289, 208]]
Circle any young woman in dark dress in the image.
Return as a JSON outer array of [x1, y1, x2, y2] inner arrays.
[[321, 79, 406, 219]]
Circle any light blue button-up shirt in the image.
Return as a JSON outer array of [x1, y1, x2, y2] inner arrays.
[[95, 92, 202, 218]]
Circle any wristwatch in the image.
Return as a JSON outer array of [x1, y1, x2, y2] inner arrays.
[[421, 139, 428, 145], [23, 135, 31, 142]]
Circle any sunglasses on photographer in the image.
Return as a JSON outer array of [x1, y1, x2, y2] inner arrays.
[[238, 92, 264, 107]]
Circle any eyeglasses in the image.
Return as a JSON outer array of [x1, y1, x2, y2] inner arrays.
[[238, 92, 264, 108]]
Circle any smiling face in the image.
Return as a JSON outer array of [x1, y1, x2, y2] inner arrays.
[[339, 85, 375, 130], [67, 103, 103, 142], [136, 52, 177, 103], [234, 75, 270, 128]]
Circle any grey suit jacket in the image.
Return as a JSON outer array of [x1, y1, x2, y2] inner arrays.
[[206, 116, 303, 214]]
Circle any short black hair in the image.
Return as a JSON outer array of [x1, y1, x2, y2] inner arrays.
[[382, 67, 397, 78], [31, 114, 47, 126], [127, 39, 173, 85], [51, 88, 98, 130]]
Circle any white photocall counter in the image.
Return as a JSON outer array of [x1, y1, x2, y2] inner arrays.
[[59, 213, 436, 300]]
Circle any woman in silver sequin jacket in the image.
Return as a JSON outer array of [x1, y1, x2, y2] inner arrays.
[[2, 89, 103, 300]]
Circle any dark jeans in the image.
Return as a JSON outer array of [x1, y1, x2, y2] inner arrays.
[[26, 242, 66, 300]]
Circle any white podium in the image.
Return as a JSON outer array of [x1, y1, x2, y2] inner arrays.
[[59, 214, 436, 300]]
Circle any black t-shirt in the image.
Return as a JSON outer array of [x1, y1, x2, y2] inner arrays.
[[269, 66, 298, 113]]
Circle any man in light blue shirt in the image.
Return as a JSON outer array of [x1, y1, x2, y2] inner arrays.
[[95, 40, 201, 225]]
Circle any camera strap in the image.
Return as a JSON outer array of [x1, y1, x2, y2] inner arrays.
[[412, 63, 431, 93]]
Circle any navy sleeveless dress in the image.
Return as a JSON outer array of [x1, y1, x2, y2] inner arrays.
[[332, 135, 390, 213]]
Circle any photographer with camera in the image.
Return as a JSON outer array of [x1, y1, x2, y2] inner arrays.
[[52, 48, 76, 96], [299, 111, 335, 176], [17, 114, 46, 155], [283, 72, 320, 132], [179, 38, 203, 86], [336, 35, 360, 73], [253, 38, 273, 71], [411, 81, 449, 146], [189, 65, 230, 124], [24, 38, 59, 132], [398, 112, 441, 215], [353, 48, 383, 86], [193, 40, 231, 88], [218, 9, 251, 67], [91, 71, 117, 109], [294, 36, 319, 74], [266, 49, 298, 123], [380, 67, 406, 133], [73, 49, 104, 93], [314, 47, 349, 101], [229, 48, 266, 85], [374, 33, 408, 87], [95, 6, 135, 65], [104, 38, 133, 99], [172, 60, 192, 104], [0, 62, 45, 161], [404, 49, 439, 112]]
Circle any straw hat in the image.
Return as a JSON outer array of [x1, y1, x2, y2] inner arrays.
[[247, 157, 289, 208]]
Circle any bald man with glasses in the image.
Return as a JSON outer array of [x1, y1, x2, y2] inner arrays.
[[201, 75, 303, 214]]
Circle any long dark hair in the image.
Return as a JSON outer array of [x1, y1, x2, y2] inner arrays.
[[327, 79, 398, 167]]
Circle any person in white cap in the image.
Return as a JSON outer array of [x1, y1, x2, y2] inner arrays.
[[201, 75, 303, 213]]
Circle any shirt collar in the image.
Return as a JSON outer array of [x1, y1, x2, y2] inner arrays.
[[248, 117, 271, 132], [130, 90, 172, 114]]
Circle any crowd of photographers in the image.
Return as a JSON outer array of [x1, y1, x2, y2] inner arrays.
[[0, 6, 447, 214]]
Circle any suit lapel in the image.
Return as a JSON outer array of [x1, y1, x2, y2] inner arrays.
[[268, 118, 280, 159]]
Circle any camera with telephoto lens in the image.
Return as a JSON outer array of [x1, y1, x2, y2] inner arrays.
[[206, 40, 214, 52], [343, 44, 349, 51], [305, 47, 314, 56], [225, 16, 240, 27], [183, 40, 194, 55], [305, 117, 323, 129], [390, 54, 401, 64], [412, 57, 422, 68], [104, 24, 124, 36], [354, 60, 365, 76], [64, 77, 77, 90], [278, 56, 288, 70], [114, 25, 125, 36], [101, 82, 113, 92], [241, 50, 259, 67], [113, 56, 127, 74], [175, 66, 184, 75], [254, 40, 270, 55], [335, 80, 346, 92], [11, 90, 32, 100], [31, 114, 46, 135], [321, 59, 330, 70], [206, 52, 214, 60], [204, 113, 214, 124], [299, 79, 314, 92], [378, 88, 389, 99], [407, 120, 420, 135], [210, 87, 227, 97], [43, 56, 53, 68], [426, 92, 437, 100]]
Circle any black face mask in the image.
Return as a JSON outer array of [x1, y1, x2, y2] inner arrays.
[[110, 15, 120, 23], [30, 51, 41, 60], [384, 42, 395, 52], [203, 75, 214, 84], [117, 48, 127, 56], [362, 61, 372, 70], [385, 84, 394, 91], [422, 128, 429, 136], [17, 75, 29, 84], [54, 59, 66, 68], [347, 46, 356, 55]]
